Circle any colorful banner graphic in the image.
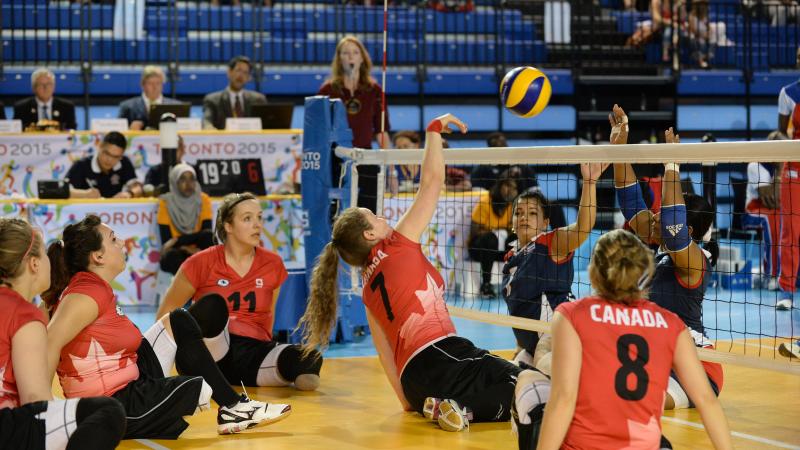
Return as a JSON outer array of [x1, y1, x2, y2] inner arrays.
[[0, 131, 303, 198], [381, 193, 482, 293], [5, 195, 304, 306]]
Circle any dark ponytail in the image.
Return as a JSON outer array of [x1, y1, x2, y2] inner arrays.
[[42, 215, 103, 308]]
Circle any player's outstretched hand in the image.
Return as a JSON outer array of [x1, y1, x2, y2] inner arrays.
[[665, 127, 680, 144], [581, 162, 610, 183], [429, 113, 468, 135], [608, 104, 629, 145]]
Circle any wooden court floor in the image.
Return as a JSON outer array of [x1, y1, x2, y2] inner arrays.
[[112, 349, 800, 450]]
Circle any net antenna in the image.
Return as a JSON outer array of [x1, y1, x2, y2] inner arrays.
[[336, 139, 800, 375]]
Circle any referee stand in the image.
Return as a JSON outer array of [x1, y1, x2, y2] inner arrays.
[[302, 96, 368, 344]]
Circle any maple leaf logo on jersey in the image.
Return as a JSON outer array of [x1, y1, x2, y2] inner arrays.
[[399, 273, 448, 341], [665, 224, 683, 237], [67, 338, 135, 384], [620, 415, 660, 450]]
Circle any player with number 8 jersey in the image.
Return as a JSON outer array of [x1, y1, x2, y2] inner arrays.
[[157, 192, 323, 391]]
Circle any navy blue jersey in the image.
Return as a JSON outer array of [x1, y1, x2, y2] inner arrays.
[[649, 251, 710, 334], [502, 231, 574, 351]]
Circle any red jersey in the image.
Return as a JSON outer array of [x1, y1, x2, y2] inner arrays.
[[557, 297, 685, 450], [0, 287, 47, 409], [56, 272, 140, 398], [182, 245, 288, 342], [361, 231, 456, 376]]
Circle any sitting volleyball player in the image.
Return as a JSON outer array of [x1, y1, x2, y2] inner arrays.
[[0, 217, 126, 450], [156, 193, 323, 392], [613, 110, 723, 410], [44, 215, 290, 438], [502, 160, 610, 366], [512, 229, 733, 450], [297, 113, 541, 432]]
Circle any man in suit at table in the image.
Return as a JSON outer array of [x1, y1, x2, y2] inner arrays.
[[13, 68, 77, 131], [202, 55, 267, 130], [118, 65, 182, 130]]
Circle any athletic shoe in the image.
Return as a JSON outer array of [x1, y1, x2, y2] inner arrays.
[[767, 276, 780, 291], [437, 399, 471, 432], [776, 299, 793, 311], [422, 397, 442, 421], [778, 341, 800, 360], [217, 394, 291, 435]]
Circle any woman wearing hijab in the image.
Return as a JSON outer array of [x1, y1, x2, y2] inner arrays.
[[157, 164, 214, 275]]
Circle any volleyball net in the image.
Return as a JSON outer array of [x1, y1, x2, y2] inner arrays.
[[336, 139, 800, 375]]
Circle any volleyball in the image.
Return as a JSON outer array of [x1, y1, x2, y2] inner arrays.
[[499, 66, 552, 118]]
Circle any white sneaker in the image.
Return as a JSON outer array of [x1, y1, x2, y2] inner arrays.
[[778, 342, 800, 360], [437, 399, 471, 432], [422, 397, 442, 421], [766, 276, 780, 291], [217, 394, 291, 435], [776, 299, 793, 311]]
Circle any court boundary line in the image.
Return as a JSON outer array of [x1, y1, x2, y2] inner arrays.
[[662, 417, 800, 449], [134, 439, 170, 450]]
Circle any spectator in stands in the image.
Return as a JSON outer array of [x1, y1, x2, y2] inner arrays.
[[468, 167, 521, 298], [157, 163, 213, 275], [13, 68, 77, 131], [203, 56, 267, 130], [743, 131, 786, 292], [387, 130, 421, 194], [428, 0, 475, 12], [470, 132, 537, 191], [118, 66, 181, 130], [145, 135, 186, 189], [318, 36, 391, 214], [767, 0, 799, 26], [441, 138, 473, 192], [65, 131, 137, 199]]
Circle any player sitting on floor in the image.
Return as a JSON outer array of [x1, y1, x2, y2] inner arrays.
[[502, 159, 607, 366], [44, 215, 290, 439], [156, 192, 323, 392], [0, 217, 126, 450], [513, 228, 733, 450], [613, 110, 723, 410], [298, 113, 540, 432]]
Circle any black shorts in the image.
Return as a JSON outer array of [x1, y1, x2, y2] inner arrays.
[[400, 336, 522, 421], [215, 334, 277, 386], [0, 401, 47, 450], [112, 338, 204, 440]]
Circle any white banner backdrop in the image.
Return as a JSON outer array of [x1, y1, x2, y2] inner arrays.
[[13, 195, 305, 306], [0, 131, 303, 197], [381, 193, 481, 294]]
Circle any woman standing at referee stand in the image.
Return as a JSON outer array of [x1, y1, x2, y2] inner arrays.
[[502, 161, 607, 368], [512, 228, 733, 450], [612, 106, 723, 410], [156, 193, 324, 392], [0, 217, 126, 450], [297, 113, 542, 432]]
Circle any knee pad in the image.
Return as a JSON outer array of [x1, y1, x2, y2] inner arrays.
[[143, 318, 177, 377], [203, 323, 230, 362], [187, 294, 229, 338], [514, 379, 550, 425], [257, 344, 323, 388], [169, 308, 203, 345], [666, 376, 691, 409], [74, 397, 126, 442], [38, 398, 79, 450]]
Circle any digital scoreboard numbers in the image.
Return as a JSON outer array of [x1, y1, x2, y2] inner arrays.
[[195, 159, 266, 196]]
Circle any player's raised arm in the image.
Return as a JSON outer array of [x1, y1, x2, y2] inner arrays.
[[395, 114, 467, 243], [551, 162, 608, 260], [611, 105, 654, 241]]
